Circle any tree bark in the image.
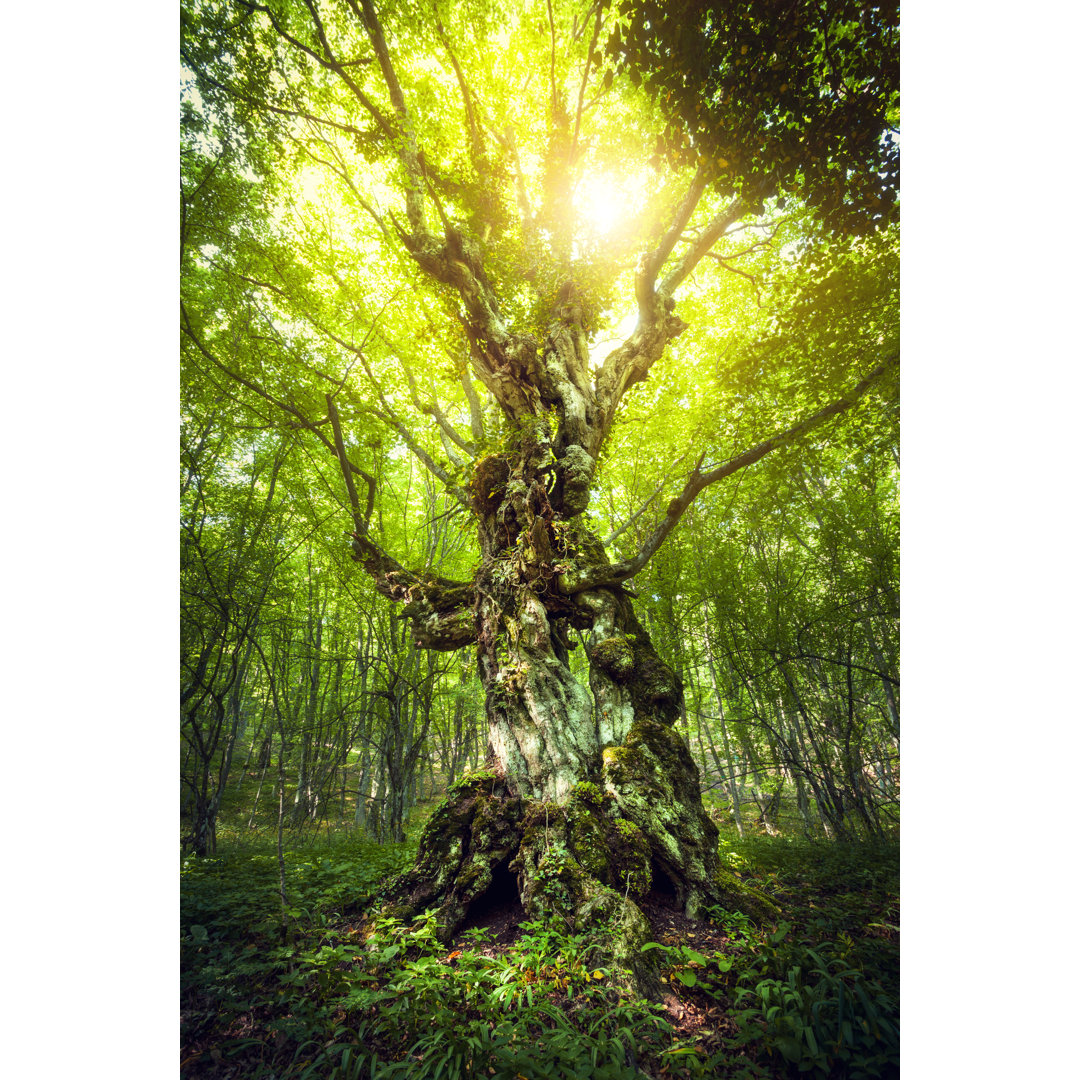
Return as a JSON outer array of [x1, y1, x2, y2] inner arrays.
[[367, 407, 778, 978], [309, 2, 887, 965]]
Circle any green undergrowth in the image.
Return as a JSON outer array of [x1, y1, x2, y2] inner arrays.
[[704, 788, 899, 845], [182, 832, 898, 1079], [201, 775, 446, 852]]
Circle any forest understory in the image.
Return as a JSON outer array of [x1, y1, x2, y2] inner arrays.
[[181, 782, 899, 1080]]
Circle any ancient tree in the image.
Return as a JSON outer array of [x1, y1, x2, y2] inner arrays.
[[182, 0, 898, 962]]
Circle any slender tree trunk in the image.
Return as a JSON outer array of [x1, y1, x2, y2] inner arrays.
[[354, 742, 372, 830], [702, 623, 745, 839]]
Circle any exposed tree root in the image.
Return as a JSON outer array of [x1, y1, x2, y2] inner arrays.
[[377, 757, 779, 999]]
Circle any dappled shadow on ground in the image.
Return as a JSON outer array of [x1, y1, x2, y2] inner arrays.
[[638, 894, 745, 1045], [182, 838, 898, 1078], [442, 868, 752, 1051]]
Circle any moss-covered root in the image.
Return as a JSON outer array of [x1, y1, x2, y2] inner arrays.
[[571, 883, 665, 1000], [378, 766, 776, 982], [509, 804, 665, 1000], [602, 714, 781, 925], [379, 773, 525, 942], [713, 861, 781, 925]]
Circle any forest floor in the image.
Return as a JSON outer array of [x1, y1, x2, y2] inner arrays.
[[181, 811, 898, 1080]]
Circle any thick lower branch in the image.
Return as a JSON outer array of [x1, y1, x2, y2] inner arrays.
[[349, 531, 475, 650]]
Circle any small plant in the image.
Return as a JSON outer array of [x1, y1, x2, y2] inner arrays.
[[732, 942, 899, 1079], [331, 913, 666, 1078], [533, 839, 578, 911], [459, 924, 495, 946], [705, 904, 757, 948], [641, 939, 733, 993], [572, 780, 604, 808]]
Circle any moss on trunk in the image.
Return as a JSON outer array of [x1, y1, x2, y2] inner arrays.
[[378, 756, 778, 998], [376, 435, 778, 996]]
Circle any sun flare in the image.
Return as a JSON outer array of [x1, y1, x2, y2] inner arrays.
[[574, 171, 646, 236]]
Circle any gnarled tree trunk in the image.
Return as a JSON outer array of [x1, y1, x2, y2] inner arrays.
[[312, 1, 887, 977], [345, 289, 779, 980], [181, 0, 897, 996]]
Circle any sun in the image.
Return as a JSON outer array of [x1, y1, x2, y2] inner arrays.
[[574, 170, 647, 236]]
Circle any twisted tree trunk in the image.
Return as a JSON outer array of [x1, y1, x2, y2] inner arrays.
[[181, 0, 897, 996], [320, 2, 885, 971], [346, 286, 778, 980]]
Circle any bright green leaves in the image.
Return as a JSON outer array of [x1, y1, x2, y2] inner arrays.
[[641, 939, 734, 993]]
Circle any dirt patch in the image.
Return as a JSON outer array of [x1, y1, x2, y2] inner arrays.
[[636, 897, 748, 1047], [639, 895, 727, 954]]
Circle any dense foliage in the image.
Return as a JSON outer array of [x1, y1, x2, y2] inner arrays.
[[610, 0, 899, 233]]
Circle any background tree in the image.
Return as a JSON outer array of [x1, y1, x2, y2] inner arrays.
[[181, 0, 899, 955], [180, 420, 293, 855]]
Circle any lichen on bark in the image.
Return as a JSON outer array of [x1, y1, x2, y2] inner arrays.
[[352, 297, 782, 990], [378, 746, 774, 999]]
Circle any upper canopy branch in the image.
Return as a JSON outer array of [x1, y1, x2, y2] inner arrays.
[[634, 165, 710, 311], [183, 305, 474, 650], [325, 393, 375, 536], [659, 195, 749, 297], [590, 178, 750, 453], [183, 53, 389, 146], [225, 262, 471, 505], [571, 1, 606, 159], [350, 0, 429, 236], [399, 358, 478, 460], [347, 348, 471, 507], [237, 0, 394, 137], [433, 7, 486, 173]]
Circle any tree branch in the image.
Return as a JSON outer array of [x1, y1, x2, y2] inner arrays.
[[351, 0, 429, 236], [460, 370, 486, 446], [345, 347, 469, 504], [238, 1, 393, 136], [222, 266, 471, 504], [659, 196, 748, 296], [568, 355, 898, 592], [601, 450, 691, 547], [588, 170, 729, 449], [346, 529, 476, 651], [546, 0, 558, 122], [635, 165, 710, 309], [182, 52, 392, 143], [433, 7, 485, 171], [399, 358, 477, 458], [326, 393, 375, 535], [571, 2, 605, 161], [494, 123, 534, 232]]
